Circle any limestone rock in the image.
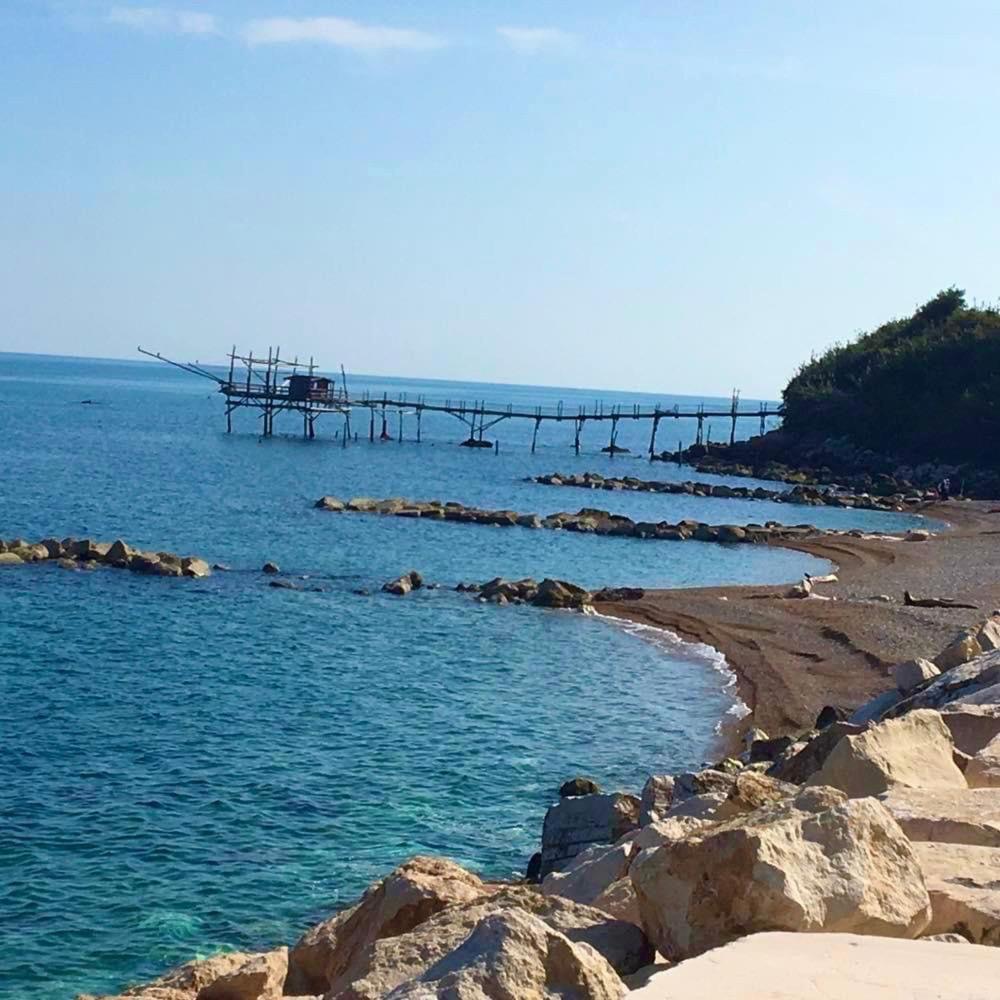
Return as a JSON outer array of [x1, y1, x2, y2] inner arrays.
[[0, 552, 23, 565], [639, 775, 674, 824], [315, 496, 345, 511], [285, 856, 488, 996], [942, 704, 1000, 755], [181, 557, 211, 579], [672, 768, 735, 803], [625, 932, 1000, 1000], [937, 631, 985, 672], [807, 710, 966, 797], [713, 771, 796, 821], [664, 792, 728, 821], [540, 793, 640, 877], [622, 816, 715, 851], [848, 688, 903, 725], [382, 571, 423, 596], [976, 618, 1000, 652], [261, 562, 280, 574], [965, 734, 1000, 788], [385, 908, 626, 1000], [914, 842, 1000, 944], [899, 650, 1000, 711], [197, 948, 288, 1000], [631, 789, 931, 961], [894, 658, 941, 694], [541, 843, 635, 918], [333, 885, 652, 997], [878, 787, 1000, 847], [768, 722, 863, 784]]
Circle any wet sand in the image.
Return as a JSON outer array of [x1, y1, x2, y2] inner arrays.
[[595, 501, 1000, 743]]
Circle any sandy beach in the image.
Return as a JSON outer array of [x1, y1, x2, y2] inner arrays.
[[595, 501, 1000, 742]]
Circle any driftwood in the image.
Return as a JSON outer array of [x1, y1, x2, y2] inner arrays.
[[903, 590, 978, 610]]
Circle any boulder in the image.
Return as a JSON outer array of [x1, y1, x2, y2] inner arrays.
[[806, 710, 966, 797], [385, 908, 627, 1000], [382, 571, 423, 596], [181, 557, 211, 579], [105, 539, 133, 566], [937, 631, 985, 672], [913, 842, 1000, 944], [848, 688, 903, 725], [630, 788, 931, 961], [894, 658, 941, 694], [713, 771, 796, 821], [747, 735, 793, 764], [540, 793, 640, 877], [672, 768, 736, 803], [625, 932, 1000, 1000], [261, 562, 280, 575], [664, 792, 728, 822], [639, 775, 674, 824], [941, 704, 1000, 755], [965, 734, 1000, 788], [977, 618, 1000, 652], [533, 579, 592, 610], [315, 496, 346, 511], [0, 552, 23, 565], [197, 948, 288, 999], [285, 856, 488, 996], [332, 886, 652, 997], [878, 787, 1000, 847], [623, 816, 715, 851], [541, 843, 635, 917], [768, 722, 863, 784], [346, 497, 378, 512], [38, 537, 63, 558], [561, 777, 602, 798], [896, 650, 1000, 712]]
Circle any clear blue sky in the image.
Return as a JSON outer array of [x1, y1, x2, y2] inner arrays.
[[2, 1, 997, 396]]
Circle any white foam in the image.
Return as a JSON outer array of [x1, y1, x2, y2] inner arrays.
[[584, 607, 751, 730]]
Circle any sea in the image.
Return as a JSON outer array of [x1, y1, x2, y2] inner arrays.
[[0, 353, 931, 999]]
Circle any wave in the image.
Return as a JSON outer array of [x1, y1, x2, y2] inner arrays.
[[584, 606, 751, 732]]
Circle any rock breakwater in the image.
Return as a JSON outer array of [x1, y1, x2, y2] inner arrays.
[[314, 496, 835, 547], [530, 471, 925, 512], [0, 536, 211, 577]]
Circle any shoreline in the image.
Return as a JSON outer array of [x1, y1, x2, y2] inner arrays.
[[594, 500, 1000, 751]]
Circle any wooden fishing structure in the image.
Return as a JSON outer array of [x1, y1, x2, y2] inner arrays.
[[139, 347, 781, 457]]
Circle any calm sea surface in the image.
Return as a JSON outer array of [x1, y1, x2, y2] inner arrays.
[[0, 354, 929, 999]]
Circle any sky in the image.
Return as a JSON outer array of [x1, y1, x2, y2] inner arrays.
[[1, 1, 998, 397]]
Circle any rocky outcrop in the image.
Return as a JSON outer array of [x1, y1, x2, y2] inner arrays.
[[0, 535, 211, 579], [807, 710, 966, 797], [540, 794, 640, 877], [631, 787, 931, 961], [285, 856, 488, 996], [385, 908, 626, 1000], [626, 931, 1000, 999]]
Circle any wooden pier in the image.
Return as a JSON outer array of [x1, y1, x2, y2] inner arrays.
[[139, 346, 782, 457]]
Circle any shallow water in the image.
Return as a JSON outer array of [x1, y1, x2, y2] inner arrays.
[[0, 354, 929, 998]]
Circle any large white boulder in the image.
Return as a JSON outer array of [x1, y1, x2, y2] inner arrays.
[[541, 844, 637, 923], [807, 709, 966, 797], [639, 775, 674, 824], [878, 787, 1000, 847], [385, 908, 626, 999], [626, 932, 1000, 1000], [285, 856, 489, 996], [913, 842, 1000, 944], [630, 787, 930, 961]]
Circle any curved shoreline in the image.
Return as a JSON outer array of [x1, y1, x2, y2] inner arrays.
[[593, 500, 1000, 749]]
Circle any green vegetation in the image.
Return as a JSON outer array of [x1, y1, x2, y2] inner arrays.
[[782, 289, 1000, 463]]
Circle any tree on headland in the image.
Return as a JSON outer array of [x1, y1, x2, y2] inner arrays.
[[781, 288, 1000, 464]]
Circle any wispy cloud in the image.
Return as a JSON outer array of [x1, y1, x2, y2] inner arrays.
[[107, 6, 218, 35], [242, 16, 445, 52], [496, 27, 575, 54]]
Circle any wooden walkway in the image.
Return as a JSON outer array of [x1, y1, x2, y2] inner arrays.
[[138, 346, 781, 456]]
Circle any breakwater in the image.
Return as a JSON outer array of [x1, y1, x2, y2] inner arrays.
[[0, 536, 211, 577], [529, 472, 927, 512], [314, 495, 834, 545]]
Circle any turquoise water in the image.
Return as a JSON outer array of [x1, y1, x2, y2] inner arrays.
[[0, 354, 930, 999]]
